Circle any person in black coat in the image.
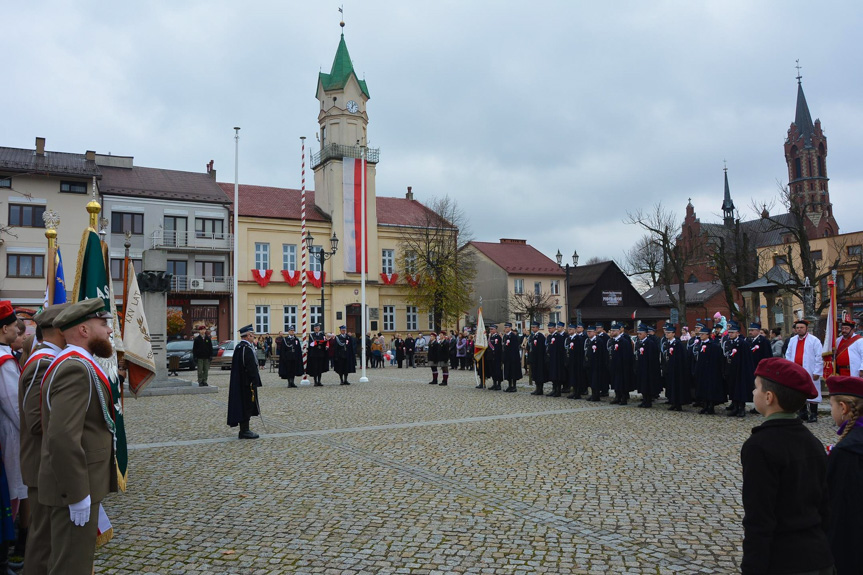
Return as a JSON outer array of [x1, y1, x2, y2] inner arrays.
[[427, 332, 450, 385], [306, 324, 329, 386], [594, 323, 611, 397], [276, 328, 303, 387], [192, 325, 214, 387], [405, 334, 416, 368], [485, 325, 504, 390], [394, 334, 406, 368], [694, 325, 726, 414], [748, 323, 774, 368], [333, 326, 357, 385], [825, 375, 863, 575], [608, 322, 634, 405], [449, 331, 459, 370], [527, 322, 548, 395], [564, 324, 585, 399], [661, 323, 689, 411], [227, 325, 262, 439], [741, 358, 833, 575], [584, 326, 605, 402], [502, 323, 522, 392], [724, 321, 755, 418], [634, 324, 661, 408], [546, 322, 567, 397]]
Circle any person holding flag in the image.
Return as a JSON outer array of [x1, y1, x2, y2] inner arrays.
[[835, 318, 863, 378]]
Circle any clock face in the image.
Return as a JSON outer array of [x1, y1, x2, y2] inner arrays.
[[346, 100, 359, 113]]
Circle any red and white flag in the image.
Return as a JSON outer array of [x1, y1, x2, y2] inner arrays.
[[343, 157, 368, 273]]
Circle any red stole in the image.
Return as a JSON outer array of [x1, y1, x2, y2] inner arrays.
[[836, 334, 862, 375], [41, 350, 113, 409], [794, 335, 806, 366]]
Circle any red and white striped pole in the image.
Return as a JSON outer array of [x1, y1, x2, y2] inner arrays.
[[300, 136, 310, 385]]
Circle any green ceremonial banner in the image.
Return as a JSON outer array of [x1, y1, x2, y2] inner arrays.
[[74, 229, 129, 491]]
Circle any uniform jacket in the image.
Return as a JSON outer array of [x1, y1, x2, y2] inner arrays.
[[826, 422, 863, 574], [725, 335, 755, 403], [748, 334, 774, 368], [609, 334, 634, 394], [634, 336, 661, 396], [405, 337, 415, 353], [192, 333, 213, 360], [695, 338, 726, 403], [39, 345, 118, 507], [502, 331, 522, 381], [394, 338, 406, 361], [227, 340, 262, 427], [546, 331, 567, 382], [334, 334, 357, 374], [276, 336, 303, 379], [18, 341, 61, 487], [486, 333, 503, 380], [527, 332, 547, 383], [740, 417, 833, 575], [661, 337, 689, 405]]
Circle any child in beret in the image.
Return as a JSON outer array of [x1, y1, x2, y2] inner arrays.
[[740, 358, 834, 574], [825, 375, 863, 574]]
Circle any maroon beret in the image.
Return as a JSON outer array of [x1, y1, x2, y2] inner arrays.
[[826, 376, 863, 399], [754, 357, 818, 399], [0, 301, 15, 327]]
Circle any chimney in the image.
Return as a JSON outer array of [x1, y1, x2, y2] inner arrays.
[[207, 160, 216, 179], [405, 186, 413, 200], [85, 150, 95, 161], [35, 137, 45, 156], [499, 238, 527, 245]]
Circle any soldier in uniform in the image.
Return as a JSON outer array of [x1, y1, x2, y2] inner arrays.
[[584, 326, 603, 402], [485, 325, 503, 390], [17, 303, 69, 575], [687, 323, 705, 405], [695, 325, 726, 414], [527, 322, 548, 395], [502, 323, 522, 392], [227, 324, 262, 439], [427, 331, 450, 386], [333, 326, 357, 385], [723, 320, 755, 418], [661, 322, 689, 411], [546, 322, 566, 397], [404, 334, 416, 368], [747, 322, 774, 369], [594, 323, 611, 397], [564, 324, 582, 399], [39, 298, 118, 575], [608, 322, 634, 405], [306, 323, 328, 386], [276, 327, 303, 387], [634, 324, 661, 408]]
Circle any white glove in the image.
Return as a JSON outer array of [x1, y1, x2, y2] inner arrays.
[[69, 495, 92, 526]]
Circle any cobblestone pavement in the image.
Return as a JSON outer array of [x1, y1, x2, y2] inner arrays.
[[96, 365, 841, 574]]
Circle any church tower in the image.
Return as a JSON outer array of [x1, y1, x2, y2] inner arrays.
[[721, 165, 735, 228], [783, 69, 838, 237]]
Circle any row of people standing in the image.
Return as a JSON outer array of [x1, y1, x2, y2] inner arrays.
[[274, 324, 357, 387]]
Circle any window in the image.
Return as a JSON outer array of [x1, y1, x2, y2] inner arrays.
[[282, 244, 297, 271], [308, 245, 322, 272], [283, 306, 297, 331], [405, 251, 417, 275], [817, 156, 824, 177], [255, 306, 270, 333], [0, 177, 10, 188], [774, 255, 787, 266], [60, 181, 87, 194], [810, 250, 822, 261], [163, 216, 188, 246], [837, 275, 846, 293], [794, 158, 802, 179], [820, 277, 829, 304], [195, 218, 224, 238], [309, 306, 322, 326], [406, 306, 418, 331], [428, 311, 434, 331], [383, 306, 395, 331], [550, 280, 560, 295], [255, 243, 269, 270], [8, 204, 45, 228], [534, 281, 542, 295], [7, 254, 44, 278], [856, 275, 863, 290], [549, 312, 560, 324], [381, 249, 395, 274], [514, 278, 524, 294], [112, 212, 144, 235], [848, 245, 862, 257], [688, 274, 698, 283], [195, 261, 225, 279], [112, 258, 143, 279]]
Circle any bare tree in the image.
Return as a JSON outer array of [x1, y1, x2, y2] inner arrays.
[[396, 195, 476, 331], [582, 256, 608, 266], [619, 234, 663, 291], [704, 219, 757, 322], [508, 291, 558, 325]]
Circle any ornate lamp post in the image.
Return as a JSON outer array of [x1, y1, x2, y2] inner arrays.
[[305, 231, 339, 332], [556, 249, 579, 324]]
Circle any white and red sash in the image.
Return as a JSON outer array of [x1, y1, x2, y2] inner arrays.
[[836, 334, 862, 376], [0, 353, 20, 374], [23, 349, 58, 373], [42, 348, 113, 408]]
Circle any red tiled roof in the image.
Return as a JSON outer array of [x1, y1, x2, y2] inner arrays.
[[220, 182, 445, 226], [468, 241, 565, 276], [101, 165, 230, 204]]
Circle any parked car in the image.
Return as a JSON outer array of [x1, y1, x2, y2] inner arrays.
[[165, 340, 195, 371], [213, 340, 239, 370]]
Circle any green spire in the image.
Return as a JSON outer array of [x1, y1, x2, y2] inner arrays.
[[318, 33, 370, 99]]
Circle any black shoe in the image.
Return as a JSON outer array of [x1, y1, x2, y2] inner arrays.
[[566, 393, 580, 399], [549, 392, 562, 397], [797, 407, 809, 420], [530, 390, 543, 396], [725, 403, 736, 412], [504, 385, 516, 393], [439, 382, 448, 386], [288, 383, 297, 388], [314, 382, 323, 387], [586, 396, 600, 402], [667, 404, 678, 411], [198, 382, 209, 387], [428, 381, 438, 385], [238, 429, 259, 439], [749, 408, 758, 414], [475, 384, 484, 389], [736, 407, 746, 418], [698, 407, 708, 414], [600, 392, 609, 397], [609, 398, 620, 405]]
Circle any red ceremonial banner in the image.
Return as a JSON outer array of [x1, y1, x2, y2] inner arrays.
[[405, 274, 420, 288], [306, 271, 326, 289], [281, 269, 301, 286], [252, 269, 273, 287], [380, 273, 399, 285]]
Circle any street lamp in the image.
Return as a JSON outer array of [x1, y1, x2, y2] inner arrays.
[[305, 231, 339, 331], [556, 249, 579, 324]]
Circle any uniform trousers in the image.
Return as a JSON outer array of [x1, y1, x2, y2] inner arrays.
[[48, 501, 99, 575], [24, 486, 50, 575]]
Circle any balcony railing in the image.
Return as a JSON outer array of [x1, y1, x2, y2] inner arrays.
[[311, 143, 380, 169], [151, 230, 233, 251], [170, 275, 233, 293]]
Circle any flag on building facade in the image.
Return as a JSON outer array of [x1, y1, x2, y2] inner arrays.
[[123, 259, 156, 397], [342, 157, 368, 273]]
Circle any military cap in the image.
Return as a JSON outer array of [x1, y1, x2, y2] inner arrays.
[[749, 322, 762, 330], [556, 321, 565, 328], [53, 298, 112, 331], [0, 301, 15, 328], [663, 322, 676, 332], [636, 324, 649, 333], [339, 325, 347, 330], [504, 322, 513, 328], [568, 323, 577, 329], [576, 322, 584, 328], [841, 318, 857, 328], [286, 325, 296, 331], [646, 325, 656, 333], [531, 321, 540, 327], [595, 322, 604, 329], [488, 324, 497, 329], [826, 376, 863, 399], [239, 324, 254, 335], [754, 358, 818, 399], [546, 323, 555, 329], [699, 325, 711, 335], [586, 325, 596, 331], [727, 320, 741, 332], [33, 302, 71, 329]]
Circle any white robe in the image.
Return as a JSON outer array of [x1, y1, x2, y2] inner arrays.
[[785, 334, 824, 402], [836, 335, 863, 377], [0, 344, 27, 499]]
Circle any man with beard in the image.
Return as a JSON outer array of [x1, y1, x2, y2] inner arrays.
[[634, 324, 661, 408], [276, 327, 303, 387], [546, 322, 566, 397], [527, 322, 548, 395], [835, 318, 862, 377], [485, 325, 503, 390], [39, 298, 118, 575], [608, 322, 634, 405], [18, 303, 69, 575], [502, 323, 522, 392], [661, 323, 689, 411], [228, 325, 262, 439], [785, 319, 824, 423], [333, 326, 357, 385], [306, 323, 328, 386]]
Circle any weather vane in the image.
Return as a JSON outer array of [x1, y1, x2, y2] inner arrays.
[[723, 159, 727, 173], [795, 59, 802, 83], [339, 5, 345, 29]]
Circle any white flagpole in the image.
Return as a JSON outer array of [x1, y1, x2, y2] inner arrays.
[[300, 137, 310, 386], [359, 145, 368, 383], [233, 127, 240, 340]]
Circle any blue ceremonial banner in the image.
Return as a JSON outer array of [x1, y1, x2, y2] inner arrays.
[[53, 248, 67, 304]]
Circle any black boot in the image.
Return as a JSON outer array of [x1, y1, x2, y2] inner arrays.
[[736, 405, 746, 418], [726, 401, 737, 412], [531, 383, 544, 396], [807, 403, 818, 423], [287, 379, 297, 388], [475, 382, 485, 389], [314, 377, 322, 387], [504, 381, 516, 392], [238, 420, 259, 439], [548, 382, 561, 397]]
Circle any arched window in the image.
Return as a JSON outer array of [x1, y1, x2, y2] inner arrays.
[[688, 274, 697, 283]]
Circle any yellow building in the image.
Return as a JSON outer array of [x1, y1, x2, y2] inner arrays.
[[224, 32, 443, 337]]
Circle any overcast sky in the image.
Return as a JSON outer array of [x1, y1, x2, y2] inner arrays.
[[5, 1, 862, 267]]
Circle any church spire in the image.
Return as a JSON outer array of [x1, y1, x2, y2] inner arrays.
[[722, 163, 735, 227], [793, 60, 815, 147]]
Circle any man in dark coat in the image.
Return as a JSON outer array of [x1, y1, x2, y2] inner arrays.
[[634, 324, 661, 408], [566, 323, 587, 398], [192, 324, 213, 387], [695, 325, 726, 414], [405, 334, 416, 368], [228, 324, 262, 439], [594, 323, 611, 397], [661, 323, 689, 411], [307, 324, 328, 386], [502, 322, 522, 392], [527, 322, 548, 395], [747, 322, 774, 368], [724, 321, 755, 418], [276, 327, 303, 387], [394, 334, 406, 368], [333, 326, 357, 385], [486, 325, 504, 390], [546, 322, 567, 397], [608, 322, 634, 405]]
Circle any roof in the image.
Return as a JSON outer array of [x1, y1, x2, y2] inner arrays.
[[468, 241, 565, 276], [568, 261, 614, 287], [220, 182, 444, 226], [0, 146, 101, 178], [721, 170, 734, 212], [100, 165, 230, 204], [701, 212, 797, 249], [738, 265, 794, 291], [318, 34, 370, 99], [641, 280, 724, 307], [793, 80, 815, 147]]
